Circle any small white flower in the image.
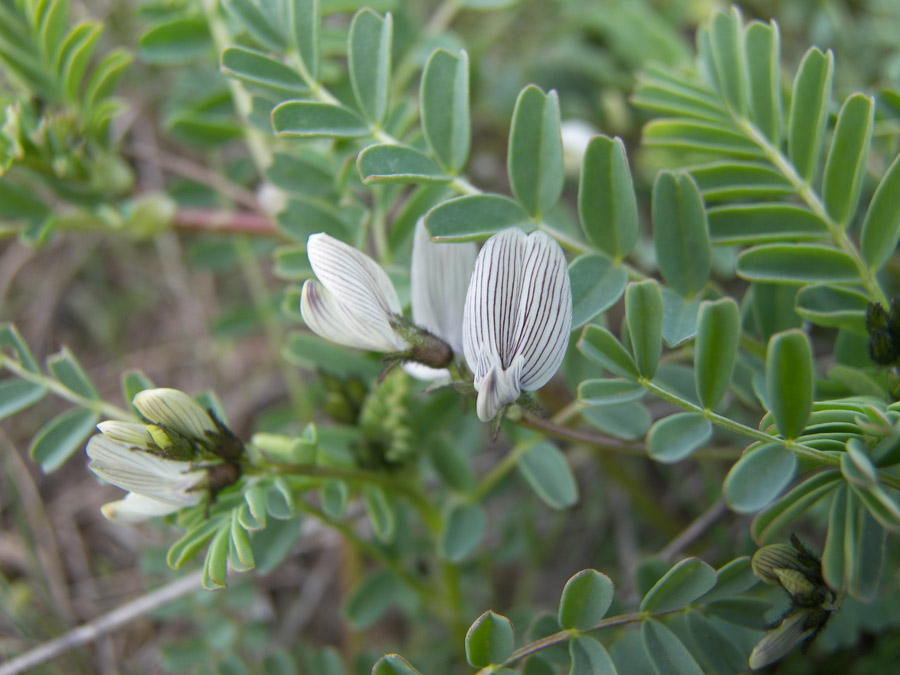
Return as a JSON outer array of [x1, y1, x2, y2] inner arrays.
[[301, 233, 408, 352], [86, 434, 205, 523], [462, 228, 572, 422]]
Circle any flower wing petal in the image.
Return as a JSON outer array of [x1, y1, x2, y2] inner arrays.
[[87, 435, 203, 505], [101, 493, 182, 522], [411, 219, 478, 353], [475, 354, 524, 422], [513, 231, 572, 390], [301, 279, 406, 351], [463, 228, 527, 386]]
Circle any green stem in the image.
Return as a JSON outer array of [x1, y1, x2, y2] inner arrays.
[[736, 118, 887, 306], [0, 357, 133, 421]]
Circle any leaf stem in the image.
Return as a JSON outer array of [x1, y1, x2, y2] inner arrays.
[[0, 356, 133, 421], [736, 118, 887, 306]]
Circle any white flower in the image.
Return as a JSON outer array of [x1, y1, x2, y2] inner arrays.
[[86, 434, 205, 523], [462, 228, 572, 422], [405, 219, 478, 380], [300, 233, 409, 352]]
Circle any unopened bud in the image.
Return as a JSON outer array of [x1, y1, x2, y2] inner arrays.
[[751, 543, 804, 585]]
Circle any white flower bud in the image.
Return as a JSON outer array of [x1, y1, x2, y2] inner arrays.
[[463, 228, 572, 421]]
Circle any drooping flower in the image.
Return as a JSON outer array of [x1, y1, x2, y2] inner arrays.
[[462, 227, 572, 422], [85, 388, 244, 522], [300, 233, 409, 352]]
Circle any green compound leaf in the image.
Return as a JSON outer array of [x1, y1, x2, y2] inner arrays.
[[694, 298, 740, 409], [724, 442, 797, 513], [29, 408, 99, 472], [643, 119, 764, 158], [577, 325, 640, 380], [0, 182, 52, 221], [766, 329, 814, 439], [288, 0, 319, 81], [794, 284, 869, 334], [47, 347, 100, 400], [688, 161, 792, 202], [465, 611, 515, 668], [822, 94, 874, 227], [647, 412, 713, 463], [860, 150, 900, 270], [631, 72, 730, 125], [345, 569, 415, 629], [420, 49, 470, 173], [568, 636, 617, 675], [83, 49, 133, 114], [357, 144, 449, 184], [640, 558, 717, 613], [223, 0, 286, 52], [558, 569, 614, 630], [578, 135, 639, 259], [737, 244, 858, 284], [744, 20, 782, 144], [707, 203, 828, 245], [61, 21, 102, 101], [788, 47, 833, 183], [751, 470, 842, 544], [708, 9, 747, 116], [201, 520, 230, 590], [578, 379, 645, 407], [568, 254, 628, 330], [252, 515, 304, 574], [698, 557, 758, 603], [348, 9, 391, 125], [424, 194, 530, 241], [167, 518, 222, 569], [220, 46, 307, 93], [139, 18, 212, 65], [271, 101, 368, 138], [372, 654, 423, 675], [508, 85, 564, 218], [625, 279, 664, 379], [823, 484, 885, 601], [440, 502, 485, 562], [517, 441, 578, 509], [362, 484, 396, 544], [0, 380, 47, 420], [652, 171, 710, 297], [641, 620, 703, 675]]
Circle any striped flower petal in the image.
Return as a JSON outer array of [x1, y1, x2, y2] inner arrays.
[[87, 435, 205, 506], [133, 388, 218, 439], [463, 228, 572, 421], [410, 219, 478, 354], [301, 233, 408, 352]]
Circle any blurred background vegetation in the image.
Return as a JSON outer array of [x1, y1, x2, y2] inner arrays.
[[2, 0, 900, 672]]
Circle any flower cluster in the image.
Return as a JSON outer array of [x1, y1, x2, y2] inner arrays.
[[86, 388, 243, 522], [299, 222, 572, 422]]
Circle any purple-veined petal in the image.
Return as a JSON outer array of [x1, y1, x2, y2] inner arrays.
[[462, 228, 527, 384], [101, 492, 183, 522], [512, 231, 572, 390], [411, 219, 477, 353], [301, 279, 407, 351]]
